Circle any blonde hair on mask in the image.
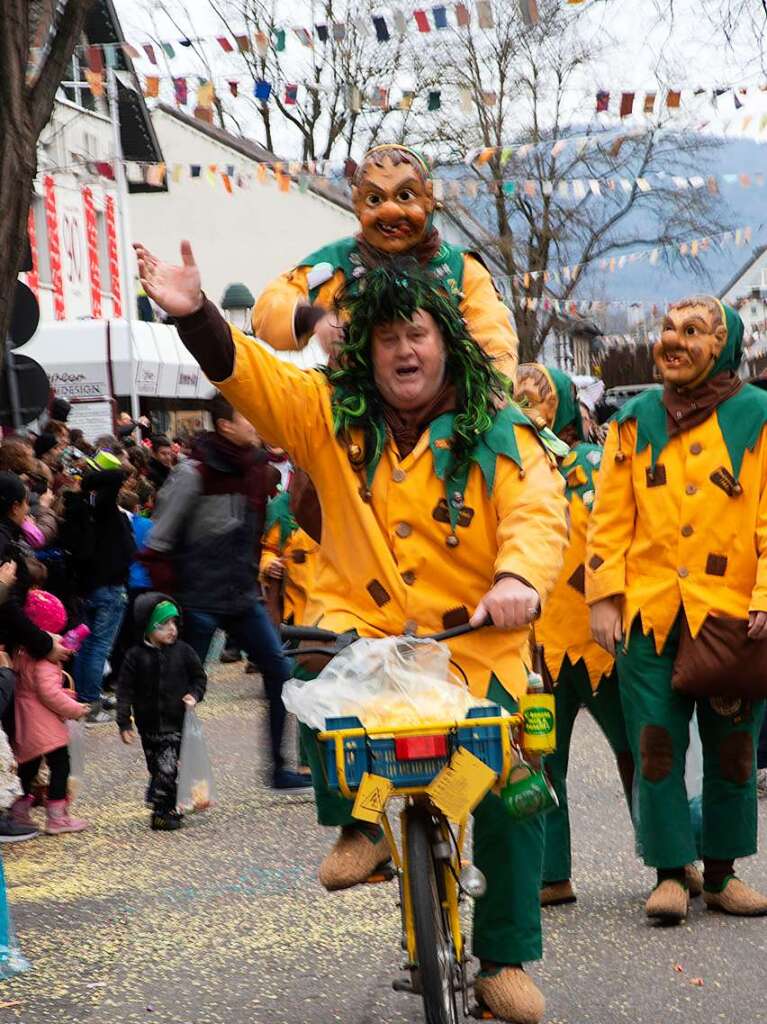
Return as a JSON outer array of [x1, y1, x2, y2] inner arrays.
[[667, 295, 724, 330], [352, 145, 431, 187]]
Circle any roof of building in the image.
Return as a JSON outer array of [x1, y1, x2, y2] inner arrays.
[[718, 244, 767, 300], [153, 104, 354, 213]]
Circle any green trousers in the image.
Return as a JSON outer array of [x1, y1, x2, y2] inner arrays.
[[300, 675, 544, 965], [543, 657, 633, 884], [617, 619, 765, 869]]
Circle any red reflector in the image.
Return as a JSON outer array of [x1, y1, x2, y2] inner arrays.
[[395, 735, 448, 760]]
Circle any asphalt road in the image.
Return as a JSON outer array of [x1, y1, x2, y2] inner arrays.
[[3, 661, 767, 1024]]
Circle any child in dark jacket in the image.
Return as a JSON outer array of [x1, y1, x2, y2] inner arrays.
[[116, 593, 206, 831]]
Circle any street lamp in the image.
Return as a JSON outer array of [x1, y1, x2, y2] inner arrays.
[[221, 282, 256, 334]]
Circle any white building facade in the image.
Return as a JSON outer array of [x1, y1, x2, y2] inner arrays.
[[29, 97, 127, 324], [129, 105, 358, 314]]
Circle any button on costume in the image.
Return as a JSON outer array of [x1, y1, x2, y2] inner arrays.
[[586, 297, 767, 922], [175, 264, 567, 1023], [516, 366, 633, 907]]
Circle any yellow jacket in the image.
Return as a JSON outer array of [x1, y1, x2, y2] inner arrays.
[[260, 520, 318, 626], [252, 249, 518, 379], [586, 414, 767, 653], [217, 327, 567, 698], [538, 445, 614, 689]]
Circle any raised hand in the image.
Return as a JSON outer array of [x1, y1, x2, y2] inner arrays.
[[133, 239, 204, 318]]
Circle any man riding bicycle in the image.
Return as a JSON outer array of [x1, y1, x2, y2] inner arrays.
[[135, 239, 567, 1024]]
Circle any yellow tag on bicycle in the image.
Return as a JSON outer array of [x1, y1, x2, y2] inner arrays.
[[352, 773, 394, 824], [427, 747, 497, 822]]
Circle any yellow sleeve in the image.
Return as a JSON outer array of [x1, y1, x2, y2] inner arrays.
[[493, 427, 568, 600], [214, 326, 329, 467], [252, 266, 346, 350], [460, 255, 519, 380], [750, 430, 767, 612], [585, 420, 637, 604], [259, 523, 282, 580]]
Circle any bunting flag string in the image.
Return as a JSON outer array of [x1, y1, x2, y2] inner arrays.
[[84, 145, 767, 204], [85, 152, 757, 290], [496, 224, 757, 289], [70, 27, 767, 126], [79, 64, 767, 150]]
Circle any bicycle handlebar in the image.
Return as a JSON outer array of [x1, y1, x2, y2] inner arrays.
[[281, 616, 494, 649], [280, 624, 341, 643]]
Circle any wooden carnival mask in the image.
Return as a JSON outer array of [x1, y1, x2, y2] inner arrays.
[[514, 363, 558, 430], [654, 298, 728, 388], [351, 146, 435, 255]]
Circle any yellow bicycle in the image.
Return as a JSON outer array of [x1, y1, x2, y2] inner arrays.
[[285, 623, 527, 1024]]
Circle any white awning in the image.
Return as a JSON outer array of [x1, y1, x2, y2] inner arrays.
[[16, 319, 216, 401]]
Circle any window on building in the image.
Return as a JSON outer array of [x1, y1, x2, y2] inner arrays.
[[31, 195, 52, 286], [83, 131, 99, 160]]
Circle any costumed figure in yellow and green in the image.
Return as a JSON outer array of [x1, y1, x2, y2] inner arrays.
[[514, 364, 634, 909], [259, 490, 318, 627], [252, 143, 518, 379], [587, 296, 767, 925], [140, 234, 569, 1022]]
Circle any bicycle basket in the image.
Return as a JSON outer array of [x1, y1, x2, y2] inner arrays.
[[322, 705, 505, 791]]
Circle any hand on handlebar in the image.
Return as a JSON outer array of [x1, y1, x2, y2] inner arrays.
[[470, 577, 540, 630]]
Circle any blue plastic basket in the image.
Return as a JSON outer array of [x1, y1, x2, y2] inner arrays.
[[322, 705, 504, 791]]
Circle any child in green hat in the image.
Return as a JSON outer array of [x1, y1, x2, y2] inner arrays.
[[116, 592, 207, 830]]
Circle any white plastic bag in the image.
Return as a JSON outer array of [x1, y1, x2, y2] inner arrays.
[[686, 710, 703, 853], [67, 719, 86, 800], [177, 708, 217, 813], [282, 635, 491, 731]]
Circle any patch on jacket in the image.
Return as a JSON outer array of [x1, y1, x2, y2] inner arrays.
[[432, 499, 474, 528], [588, 554, 604, 571], [710, 466, 743, 497], [645, 464, 666, 487], [366, 579, 391, 607], [566, 466, 588, 489], [292, 550, 307, 564], [442, 606, 470, 630], [705, 554, 728, 577], [567, 564, 586, 594]]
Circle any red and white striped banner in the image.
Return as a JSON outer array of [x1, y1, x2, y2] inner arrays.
[[25, 208, 40, 299], [81, 187, 102, 318], [43, 175, 66, 319], [105, 195, 122, 316]]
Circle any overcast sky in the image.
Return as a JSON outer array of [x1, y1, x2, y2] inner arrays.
[[111, 0, 767, 159]]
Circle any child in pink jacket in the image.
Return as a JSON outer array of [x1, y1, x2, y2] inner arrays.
[[10, 591, 89, 835]]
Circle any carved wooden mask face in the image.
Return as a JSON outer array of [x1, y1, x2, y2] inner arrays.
[[352, 155, 434, 254], [653, 301, 727, 387], [514, 364, 558, 429]]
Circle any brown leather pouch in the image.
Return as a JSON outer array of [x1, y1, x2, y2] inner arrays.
[[671, 613, 767, 698]]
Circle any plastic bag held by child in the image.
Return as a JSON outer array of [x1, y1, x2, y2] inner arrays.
[[177, 708, 217, 813], [283, 636, 493, 731], [67, 719, 86, 800]]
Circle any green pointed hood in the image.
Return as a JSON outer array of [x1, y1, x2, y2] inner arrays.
[[523, 364, 585, 441], [711, 299, 744, 376]]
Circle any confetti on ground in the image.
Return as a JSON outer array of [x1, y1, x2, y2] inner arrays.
[[690, 978, 705, 987], [1, 663, 764, 1024]]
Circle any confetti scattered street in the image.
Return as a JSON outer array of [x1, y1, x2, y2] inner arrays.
[[2, 661, 765, 1024]]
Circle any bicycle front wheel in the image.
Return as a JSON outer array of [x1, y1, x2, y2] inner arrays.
[[406, 806, 461, 1024]]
